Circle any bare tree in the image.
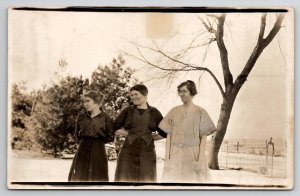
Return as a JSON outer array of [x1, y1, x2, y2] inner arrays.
[[123, 13, 285, 169]]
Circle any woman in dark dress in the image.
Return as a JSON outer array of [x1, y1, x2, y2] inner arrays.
[[68, 91, 114, 182], [114, 84, 166, 183]]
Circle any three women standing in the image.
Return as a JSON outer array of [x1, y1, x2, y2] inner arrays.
[[68, 81, 215, 183]]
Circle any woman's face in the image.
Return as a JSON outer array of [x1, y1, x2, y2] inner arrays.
[[83, 97, 100, 112], [130, 90, 147, 106], [178, 85, 193, 103]]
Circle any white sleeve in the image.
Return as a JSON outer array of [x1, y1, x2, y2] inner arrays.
[[199, 110, 216, 136], [158, 108, 174, 134]]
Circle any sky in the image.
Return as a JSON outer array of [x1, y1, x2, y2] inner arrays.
[[8, 10, 294, 140]]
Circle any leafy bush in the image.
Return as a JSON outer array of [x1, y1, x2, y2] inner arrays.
[[10, 55, 138, 157]]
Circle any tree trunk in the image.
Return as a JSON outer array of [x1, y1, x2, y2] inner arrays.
[[208, 90, 237, 169]]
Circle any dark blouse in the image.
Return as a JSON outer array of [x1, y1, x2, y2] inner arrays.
[[76, 111, 114, 143], [114, 105, 167, 138]]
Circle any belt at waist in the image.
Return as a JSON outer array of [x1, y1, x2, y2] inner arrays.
[[171, 142, 200, 147], [127, 133, 153, 146], [128, 127, 152, 134]]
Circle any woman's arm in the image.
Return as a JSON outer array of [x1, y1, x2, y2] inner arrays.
[[114, 107, 129, 131], [152, 132, 165, 141], [105, 116, 115, 143], [199, 110, 217, 136], [158, 108, 174, 134], [154, 108, 167, 139], [196, 135, 207, 163], [74, 115, 81, 142]]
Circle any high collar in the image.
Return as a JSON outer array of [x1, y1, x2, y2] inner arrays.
[[83, 110, 105, 119], [131, 103, 153, 111]]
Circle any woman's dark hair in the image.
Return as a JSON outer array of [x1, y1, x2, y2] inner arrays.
[[177, 80, 198, 96], [82, 90, 103, 105], [130, 84, 148, 96]]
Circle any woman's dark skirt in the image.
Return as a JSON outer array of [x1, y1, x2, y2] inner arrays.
[[114, 137, 157, 182], [68, 138, 108, 182]]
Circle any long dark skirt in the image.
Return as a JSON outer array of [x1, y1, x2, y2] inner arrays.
[[68, 138, 108, 182], [114, 137, 156, 182]]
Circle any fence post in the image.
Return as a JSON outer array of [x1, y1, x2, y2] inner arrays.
[[270, 142, 274, 177], [285, 142, 287, 178], [265, 140, 268, 171], [236, 142, 240, 168], [266, 137, 274, 177]]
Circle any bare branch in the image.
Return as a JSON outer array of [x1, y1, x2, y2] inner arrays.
[[202, 41, 212, 63], [234, 13, 285, 88], [151, 40, 194, 69], [194, 66, 225, 97], [122, 48, 225, 97], [216, 14, 233, 90], [127, 40, 159, 53], [123, 30, 226, 97], [277, 36, 287, 66], [198, 16, 217, 34], [143, 70, 176, 83], [262, 14, 285, 48], [122, 49, 195, 72], [174, 31, 207, 57], [174, 36, 216, 59], [153, 41, 225, 96], [128, 40, 195, 70], [258, 14, 267, 41], [185, 30, 207, 47]]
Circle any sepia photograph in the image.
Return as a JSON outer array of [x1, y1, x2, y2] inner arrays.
[[7, 7, 294, 189]]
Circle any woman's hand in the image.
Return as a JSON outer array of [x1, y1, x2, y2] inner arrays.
[[208, 129, 217, 138], [200, 128, 217, 137], [115, 128, 128, 137], [152, 132, 164, 141]]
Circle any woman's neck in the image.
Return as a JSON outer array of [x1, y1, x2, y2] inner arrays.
[[90, 108, 101, 118], [137, 102, 148, 109], [183, 100, 193, 108]]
